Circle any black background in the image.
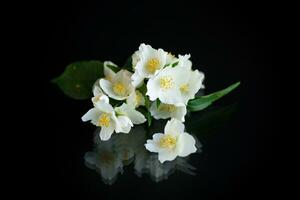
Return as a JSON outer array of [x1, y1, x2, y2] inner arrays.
[[18, 0, 274, 199]]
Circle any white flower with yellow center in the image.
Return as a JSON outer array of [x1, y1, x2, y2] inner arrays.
[[145, 118, 197, 163], [100, 69, 134, 100], [131, 43, 168, 87], [115, 103, 146, 125], [146, 65, 183, 105], [126, 90, 145, 108], [81, 100, 133, 141], [150, 103, 187, 122], [147, 54, 204, 105]]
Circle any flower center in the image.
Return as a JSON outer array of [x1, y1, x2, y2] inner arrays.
[[160, 76, 173, 90], [180, 84, 189, 93], [98, 113, 110, 127], [159, 104, 177, 112], [159, 135, 177, 149], [113, 82, 126, 96], [146, 58, 160, 74]]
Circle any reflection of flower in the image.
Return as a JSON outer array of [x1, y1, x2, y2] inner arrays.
[[134, 151, 197, 182], [84, 124, 201, 185], [145, 118, 197, 163], [84, 134, 124, 185]]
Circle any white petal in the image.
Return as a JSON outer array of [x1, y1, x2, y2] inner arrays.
[[92, 83, 103, 96], [159, 89, 183, 105], [164, 118, 185, 137], [144, 133, 164, 153], [171, 105, 187, 122], [146, 77, 160, 101], [178, 54, 192, 70], [81, 108, 100, 124], [122, 104, 146, 124], [181, 70, 205, 103], [100, 78, 126, 100], [145, 141, 159, 153], [94, 101, 114, 114], [131, 72, 144, 88], [103, 61, 117, 80], [158, 150, 178, 163], [177, 133, 197, 157], [150, 102, 171, 120], [99, 126, 115, 141], [92, 94, 109, 105], [115, 116, 133, 133]]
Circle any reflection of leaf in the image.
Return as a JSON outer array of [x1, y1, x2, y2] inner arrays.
[[187, 82, 240, 112], [52, 61, 104, 100], [186, 103, 238, 134]]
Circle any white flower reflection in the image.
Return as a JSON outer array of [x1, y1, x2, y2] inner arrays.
[[84, 124, 201, 185]]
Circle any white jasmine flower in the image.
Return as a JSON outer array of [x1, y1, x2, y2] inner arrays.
[[132, 43, 168, 80], [147, 54, 204, 105], [100, 69, 135, 100], [145, 118, 197, 163], [81, 100, 133, 141], [115, 103, 146, 125], [146, 65, 183, 105], [150, 102, 187, 122], [126, 90, 145, 108]]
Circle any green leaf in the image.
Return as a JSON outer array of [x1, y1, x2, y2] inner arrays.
[[156, 99, 161, 108], [187, 82, 240, 112], [172, 61, 179, 67], [52, 61, 104, 100]]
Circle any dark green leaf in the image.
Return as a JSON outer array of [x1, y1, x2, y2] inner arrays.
[[187, 82, 240, 112], [52, 61, 104, 100]]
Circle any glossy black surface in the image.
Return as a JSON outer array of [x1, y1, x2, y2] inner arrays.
[[35, 1, 273, 199]]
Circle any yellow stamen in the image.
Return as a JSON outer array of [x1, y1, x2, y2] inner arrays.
[[98, 113, 110, 127], [180, 84, 189, 93], [146, 58, 160, 74], [159, 104, 177, 112], [159, 135, 177, 149], [113, 82, 126, 96], [160, 76, 173, 90]]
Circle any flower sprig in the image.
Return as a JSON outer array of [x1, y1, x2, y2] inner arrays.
[[53, 43, 240, 163]]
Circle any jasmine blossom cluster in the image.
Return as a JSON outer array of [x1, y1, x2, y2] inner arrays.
[[82, 43, 204, 162]]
